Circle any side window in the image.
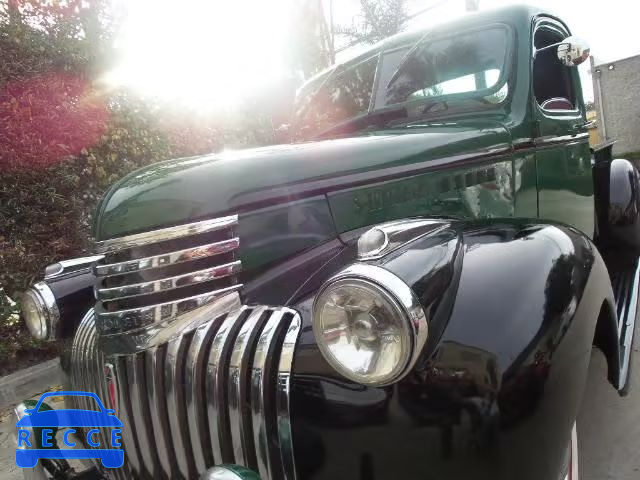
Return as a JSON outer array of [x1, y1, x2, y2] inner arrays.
[[533, 27, 576, 110]]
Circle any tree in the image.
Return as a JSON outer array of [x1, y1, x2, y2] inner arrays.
[[289, 0, 335, 79], [335, 0, 408, 47]]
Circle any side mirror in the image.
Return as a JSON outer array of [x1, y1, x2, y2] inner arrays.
[[536, 36, 591, 67], [557, 36, 591, 67]]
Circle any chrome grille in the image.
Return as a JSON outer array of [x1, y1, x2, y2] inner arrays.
[[69, 307, 301, 480], [93, 216, 242, 342]]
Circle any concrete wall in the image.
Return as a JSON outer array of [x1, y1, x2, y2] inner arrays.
[[592, 55, 640, 155]]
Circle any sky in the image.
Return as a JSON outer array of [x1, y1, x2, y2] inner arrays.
[[107, 0, 640, 107]]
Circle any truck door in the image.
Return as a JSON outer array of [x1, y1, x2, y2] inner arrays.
[[533, 18, 594, 237]]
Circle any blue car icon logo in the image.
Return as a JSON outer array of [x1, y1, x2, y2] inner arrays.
[[15, 391, 124, 469]]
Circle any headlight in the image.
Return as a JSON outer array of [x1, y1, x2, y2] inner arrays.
[[313, 264, 427, 386], [20, 282, 59, 340]]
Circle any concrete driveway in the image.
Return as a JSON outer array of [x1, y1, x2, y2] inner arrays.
[[578, 341, 640, 479]]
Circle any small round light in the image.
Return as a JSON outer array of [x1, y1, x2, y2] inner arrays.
[[357, 228, 388, 258], [21, 290, 48, 340], [313, 276, 414, 386]]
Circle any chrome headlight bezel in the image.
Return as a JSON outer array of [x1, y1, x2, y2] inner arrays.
[[21, 282, 59, 341], [312, 263, 428, 387]]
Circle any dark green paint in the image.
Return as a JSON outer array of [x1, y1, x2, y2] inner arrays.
[[513, 153, 538, 219], [93, 5, 595, 266], [329, 160, 514, 232], [94, 121, 511, 239]]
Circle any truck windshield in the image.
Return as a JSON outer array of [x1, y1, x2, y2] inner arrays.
[[379, 26, 509, 108], [294, 26, 510, 139], [294, 56, 378, 139]]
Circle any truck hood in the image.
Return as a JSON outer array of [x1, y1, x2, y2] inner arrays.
[[94, 121, 511, 240]]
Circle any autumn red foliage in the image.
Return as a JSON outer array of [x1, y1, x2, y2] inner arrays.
[[0, 72, 110, 169]]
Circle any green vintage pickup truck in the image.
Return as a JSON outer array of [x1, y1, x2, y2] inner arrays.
[[16, 6, 639, 480]]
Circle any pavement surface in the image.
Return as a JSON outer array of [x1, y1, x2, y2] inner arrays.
[[0, 340, 639, 479], [578, 342, 640, 480]]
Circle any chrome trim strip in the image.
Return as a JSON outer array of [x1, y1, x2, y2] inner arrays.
[[95, 284, 243, 335], [207, 308, 248, 463], [99, 291, 241, 356], [533, 132, 590, 147], [357, 219, 450, 260], [97, 261, 242, 301], [276, 315, 301, 480], [165, 334, 195, 479], [251, 309, 289, 480], [28, 282, 60, 340], [186, 319, 221, 473], [94, 215, 238, 253], [45, 255, 104, 280], [570, 423, 579, 480], [94, 238, 239, 277], [228, 307, 268, 466], [145, 346, 176, 478]]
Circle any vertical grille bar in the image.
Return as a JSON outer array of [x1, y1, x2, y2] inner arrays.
[[206, 308, 249, 463], [146, 345, 177, 478], [276, 315, 301, 480], [228, 307, 269, 468], [251, 310, 292, 480], [165, 333, 197, 479], [127, 354, 161, 477], [86, 327, 110, 457], [114, 358, 144, 477], [186, 318, 224, 473], [76, 315, 92, 412]]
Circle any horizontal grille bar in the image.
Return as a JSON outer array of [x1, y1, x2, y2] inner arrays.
[[94, 238, 240, 277], [94, 215, 238, 254], [95, 284, 243, 335], [97, 261, 242, 301], [70, 306, 301, 480]]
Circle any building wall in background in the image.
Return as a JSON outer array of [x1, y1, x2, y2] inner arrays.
[[592, 54, 640, 155]]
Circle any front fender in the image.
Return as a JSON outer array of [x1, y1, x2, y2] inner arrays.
[[288, 219, 613, 480]]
